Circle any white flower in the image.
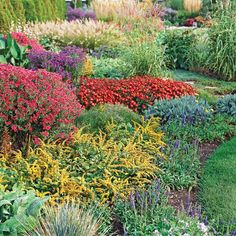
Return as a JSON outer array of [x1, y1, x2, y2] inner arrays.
[[153, 230, 161, 236], [198, 223, 208, 233]]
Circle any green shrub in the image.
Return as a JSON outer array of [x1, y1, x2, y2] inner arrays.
[[91, 57, 133, 79], [169, 0, 184, 10], [157, 29, 195, 70], [56, 0, 67, 19], [0, 186, 48, 235], [206, 5, 236, 81], [0, 0, 66, 33], [22, 0, 38, 22], [121, 42, 168, 77], [10, 0, 26, 26], [188, 29, 210, 71], [75, 104, 141, 133], [145, 96, 212, 125], [0, 0, 16, 33], [216, 94, 236, 116]]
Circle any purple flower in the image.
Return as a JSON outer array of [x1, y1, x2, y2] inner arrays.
[[67, 7, 96, 21], [173, 140, 180, 149], [28, 46, 86, 82], [129, 192, 135, 209]]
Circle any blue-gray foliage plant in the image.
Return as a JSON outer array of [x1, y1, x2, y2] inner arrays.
[[145, 96, 212, 125]]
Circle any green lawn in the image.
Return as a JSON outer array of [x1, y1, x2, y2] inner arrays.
[[199, 137, 236, 232], [172, 70, 236, 101]]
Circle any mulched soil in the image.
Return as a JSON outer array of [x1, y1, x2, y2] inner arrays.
[[112, 214, 125, 236]]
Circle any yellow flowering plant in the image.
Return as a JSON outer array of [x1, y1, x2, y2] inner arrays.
[[0, 117, 165, 204]]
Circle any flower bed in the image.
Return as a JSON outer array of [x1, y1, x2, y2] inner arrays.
[[78, 76, 195, 112]]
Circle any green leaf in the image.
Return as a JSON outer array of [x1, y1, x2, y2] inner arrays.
[[0, 39, 6, 49], [6, 34, 13, 48], [0, 55, 7, 64], [0, 200, 11, 208], [26, 197, 49, 217], [10, 46, 19, 59]]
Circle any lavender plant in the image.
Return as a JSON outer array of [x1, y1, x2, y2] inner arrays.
[[114, 181, 211, 235], [158, 140, 201, 190], [28, 46, 86, 84]]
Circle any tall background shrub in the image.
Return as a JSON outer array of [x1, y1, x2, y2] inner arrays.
[[0, 0, 66, 33], [206, 3, 236, 81]]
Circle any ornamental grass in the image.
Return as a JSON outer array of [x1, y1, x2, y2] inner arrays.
[[24, 19, 125, 49]]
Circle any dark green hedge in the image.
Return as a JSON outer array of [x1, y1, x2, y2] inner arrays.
[[0, 0, 66, 33]]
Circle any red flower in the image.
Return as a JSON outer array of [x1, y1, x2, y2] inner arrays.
[[0, 65, 82, 137], [77, 76, 195, 112]]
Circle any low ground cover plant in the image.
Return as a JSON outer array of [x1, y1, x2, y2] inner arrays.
[[78, 76, 195, 112], [76, 104, 141, 133], [145, 96, 212, 125], [199, 137, 236, 233], [163, 114, 236, 143]]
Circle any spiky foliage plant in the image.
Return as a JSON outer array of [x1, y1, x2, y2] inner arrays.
[[23, 202, 110, 236]]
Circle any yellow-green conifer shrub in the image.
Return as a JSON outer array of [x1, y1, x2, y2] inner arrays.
[[22, 0, 38, 22], [0, 118, 165, 204], [0, 0, 16, 33], [10, 0, 26, 28]]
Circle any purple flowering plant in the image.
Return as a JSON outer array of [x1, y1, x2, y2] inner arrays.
[[28, 46, 86, 84], [67, 7, 96, 21]]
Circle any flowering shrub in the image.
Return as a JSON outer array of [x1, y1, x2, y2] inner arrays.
[[28, 46, 86, 82], [78, 76, 195, 112], [10, 32, 44, 51], [0, 118, 165, 204], [67, 7, 96, 21], [0, 65, 82, 139]]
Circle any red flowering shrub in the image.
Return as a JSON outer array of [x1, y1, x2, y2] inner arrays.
[[10, 32, 44, 51], [0, 65, 82, 139], [184, 18, 196, 27], [78, 76, 195, 112]]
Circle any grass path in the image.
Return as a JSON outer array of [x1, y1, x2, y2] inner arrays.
[[199, 137, 236, 231]]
